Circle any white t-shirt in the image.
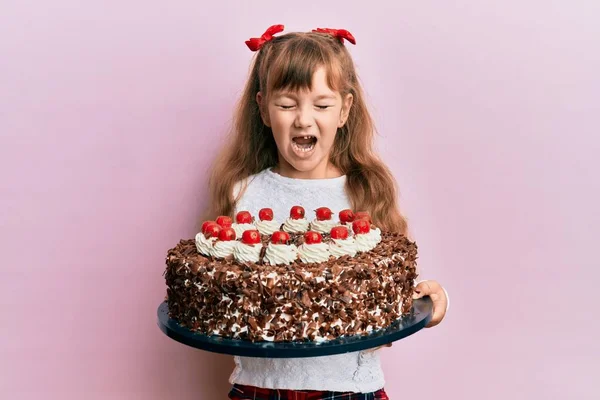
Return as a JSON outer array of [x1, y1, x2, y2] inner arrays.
[[229, 167, 386, 392]]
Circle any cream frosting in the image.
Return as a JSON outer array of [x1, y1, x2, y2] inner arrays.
[[210, 240, 239, 258], [354, 227, 382, 252], [233, 242, 262, 263], [264, 243, 298, 265], [195, 232, 216, 256], [282, 218, 309, 233], [255, 219, 280, 235], [298, 242, 330, 263], [232, 223, 257, 238], [370, 227, 382, 243], [310, 218, 338, 234], [328, 237, 358, 258]]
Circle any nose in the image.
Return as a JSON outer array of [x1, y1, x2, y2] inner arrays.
[[294, 105, 313, 129]]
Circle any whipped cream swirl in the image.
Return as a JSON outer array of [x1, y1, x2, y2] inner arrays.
[[232, 223, 257, 238], [310, 219, 338, 234], [329, 237, 358, 258], [255, 220, 280, 235], [370, 227, 382, 242], [210, 240, 239, 258], [298, 242, 330, 263], [195, 232, 216, 256], [233, 243, 262, 263], [282, 218, 309, 233], [264, 243, 298, 265], [355, 227, 382, 252]]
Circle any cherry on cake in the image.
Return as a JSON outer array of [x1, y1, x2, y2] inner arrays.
[[352, 214, 382, 252], [282, 205, 309, 233], [215, 215, 233, 228], [209, 227, 238, 259], [328, 226, 357, 257], [232, 211, 257, 238], [310, 207, 338, 234], [255, 208, 280, 235], [195, 221, 221, 256], [264, 231, 298, 265], [297, 231, 330, 263], [232, 229, 262, 263]]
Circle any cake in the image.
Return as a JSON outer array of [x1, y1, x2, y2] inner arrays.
[[164, 206, 418, 342]]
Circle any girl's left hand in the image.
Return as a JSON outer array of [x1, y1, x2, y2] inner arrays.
[[412, 280, 448, 328]]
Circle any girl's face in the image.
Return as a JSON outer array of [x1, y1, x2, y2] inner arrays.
[[257, 67, 353, 179]]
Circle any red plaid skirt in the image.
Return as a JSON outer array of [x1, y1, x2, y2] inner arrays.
[[228, 384, 389, 400]]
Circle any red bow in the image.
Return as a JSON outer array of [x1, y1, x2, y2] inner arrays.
[[245, 24, 285, 51], [312, 28, 356, 45]]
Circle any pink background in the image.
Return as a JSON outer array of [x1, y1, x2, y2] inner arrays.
[[1, 1, 598, 398]]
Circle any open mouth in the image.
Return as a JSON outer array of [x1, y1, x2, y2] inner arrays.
[[291, 136, 317, 153]]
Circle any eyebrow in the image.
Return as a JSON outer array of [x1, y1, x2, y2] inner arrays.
[[314, 94, 337, 100], [275, 93, 337, 101]]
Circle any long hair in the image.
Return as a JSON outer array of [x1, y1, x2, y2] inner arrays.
[[206, 31, 408, 234]]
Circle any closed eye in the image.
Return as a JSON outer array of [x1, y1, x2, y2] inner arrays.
[[316, 105, 333, 110], [278, 105, 295, 110]]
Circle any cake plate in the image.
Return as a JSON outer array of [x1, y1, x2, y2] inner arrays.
[[157, 297, 432, 358]]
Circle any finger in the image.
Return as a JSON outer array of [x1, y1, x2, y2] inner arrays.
[[425, 288, 448, 328], [412, 280, 433, 299]]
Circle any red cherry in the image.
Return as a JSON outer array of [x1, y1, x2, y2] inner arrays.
[[218, 227, 236, 241], [354, 211, 372, 224], [290, 206, 305, 220], [241, 230, 261, 245], [204, 223, 222, 238], [304, 231, 322, 244], [236, 211, 253, 224], [259, 208, 274, 221], [271, 231, 290, 244], [315, 207, 333, 221], [339, 209, 355, 224], [201, 221, 217, 234], [352, 219, 370, 235], [216, 215, 232, 228], [330, 226, 349, 240]]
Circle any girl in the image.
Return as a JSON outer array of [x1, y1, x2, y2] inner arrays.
[[205, 24, 448, 400]]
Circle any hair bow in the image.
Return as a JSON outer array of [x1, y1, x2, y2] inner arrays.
[[312, 28, 356, 45], [245, 24, 285, 51]]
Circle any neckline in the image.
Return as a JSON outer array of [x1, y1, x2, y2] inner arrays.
[[264, 167, 346, 188]]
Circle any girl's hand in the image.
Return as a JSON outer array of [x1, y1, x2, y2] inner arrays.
[[364, 280, 448, 353], [412, 280, 448, 327]]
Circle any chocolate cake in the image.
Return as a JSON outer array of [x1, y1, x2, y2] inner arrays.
[[163, 207, 418, 342]]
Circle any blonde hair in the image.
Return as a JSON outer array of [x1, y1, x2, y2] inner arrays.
[[206, 31, 408, 234]]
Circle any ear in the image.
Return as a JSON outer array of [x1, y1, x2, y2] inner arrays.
[[338, 93, 354, 128], [256, 92, 271, 127]]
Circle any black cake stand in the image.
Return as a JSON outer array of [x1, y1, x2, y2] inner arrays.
[[157, 296, 432, 358]]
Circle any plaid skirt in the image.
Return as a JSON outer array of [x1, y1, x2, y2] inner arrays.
[[228, 384, 389, 400]]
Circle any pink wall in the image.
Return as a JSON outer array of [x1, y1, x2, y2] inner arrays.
[[1, 1, 598, 398]]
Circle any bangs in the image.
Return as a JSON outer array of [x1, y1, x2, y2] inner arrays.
[[265, 38, 343, 95]]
